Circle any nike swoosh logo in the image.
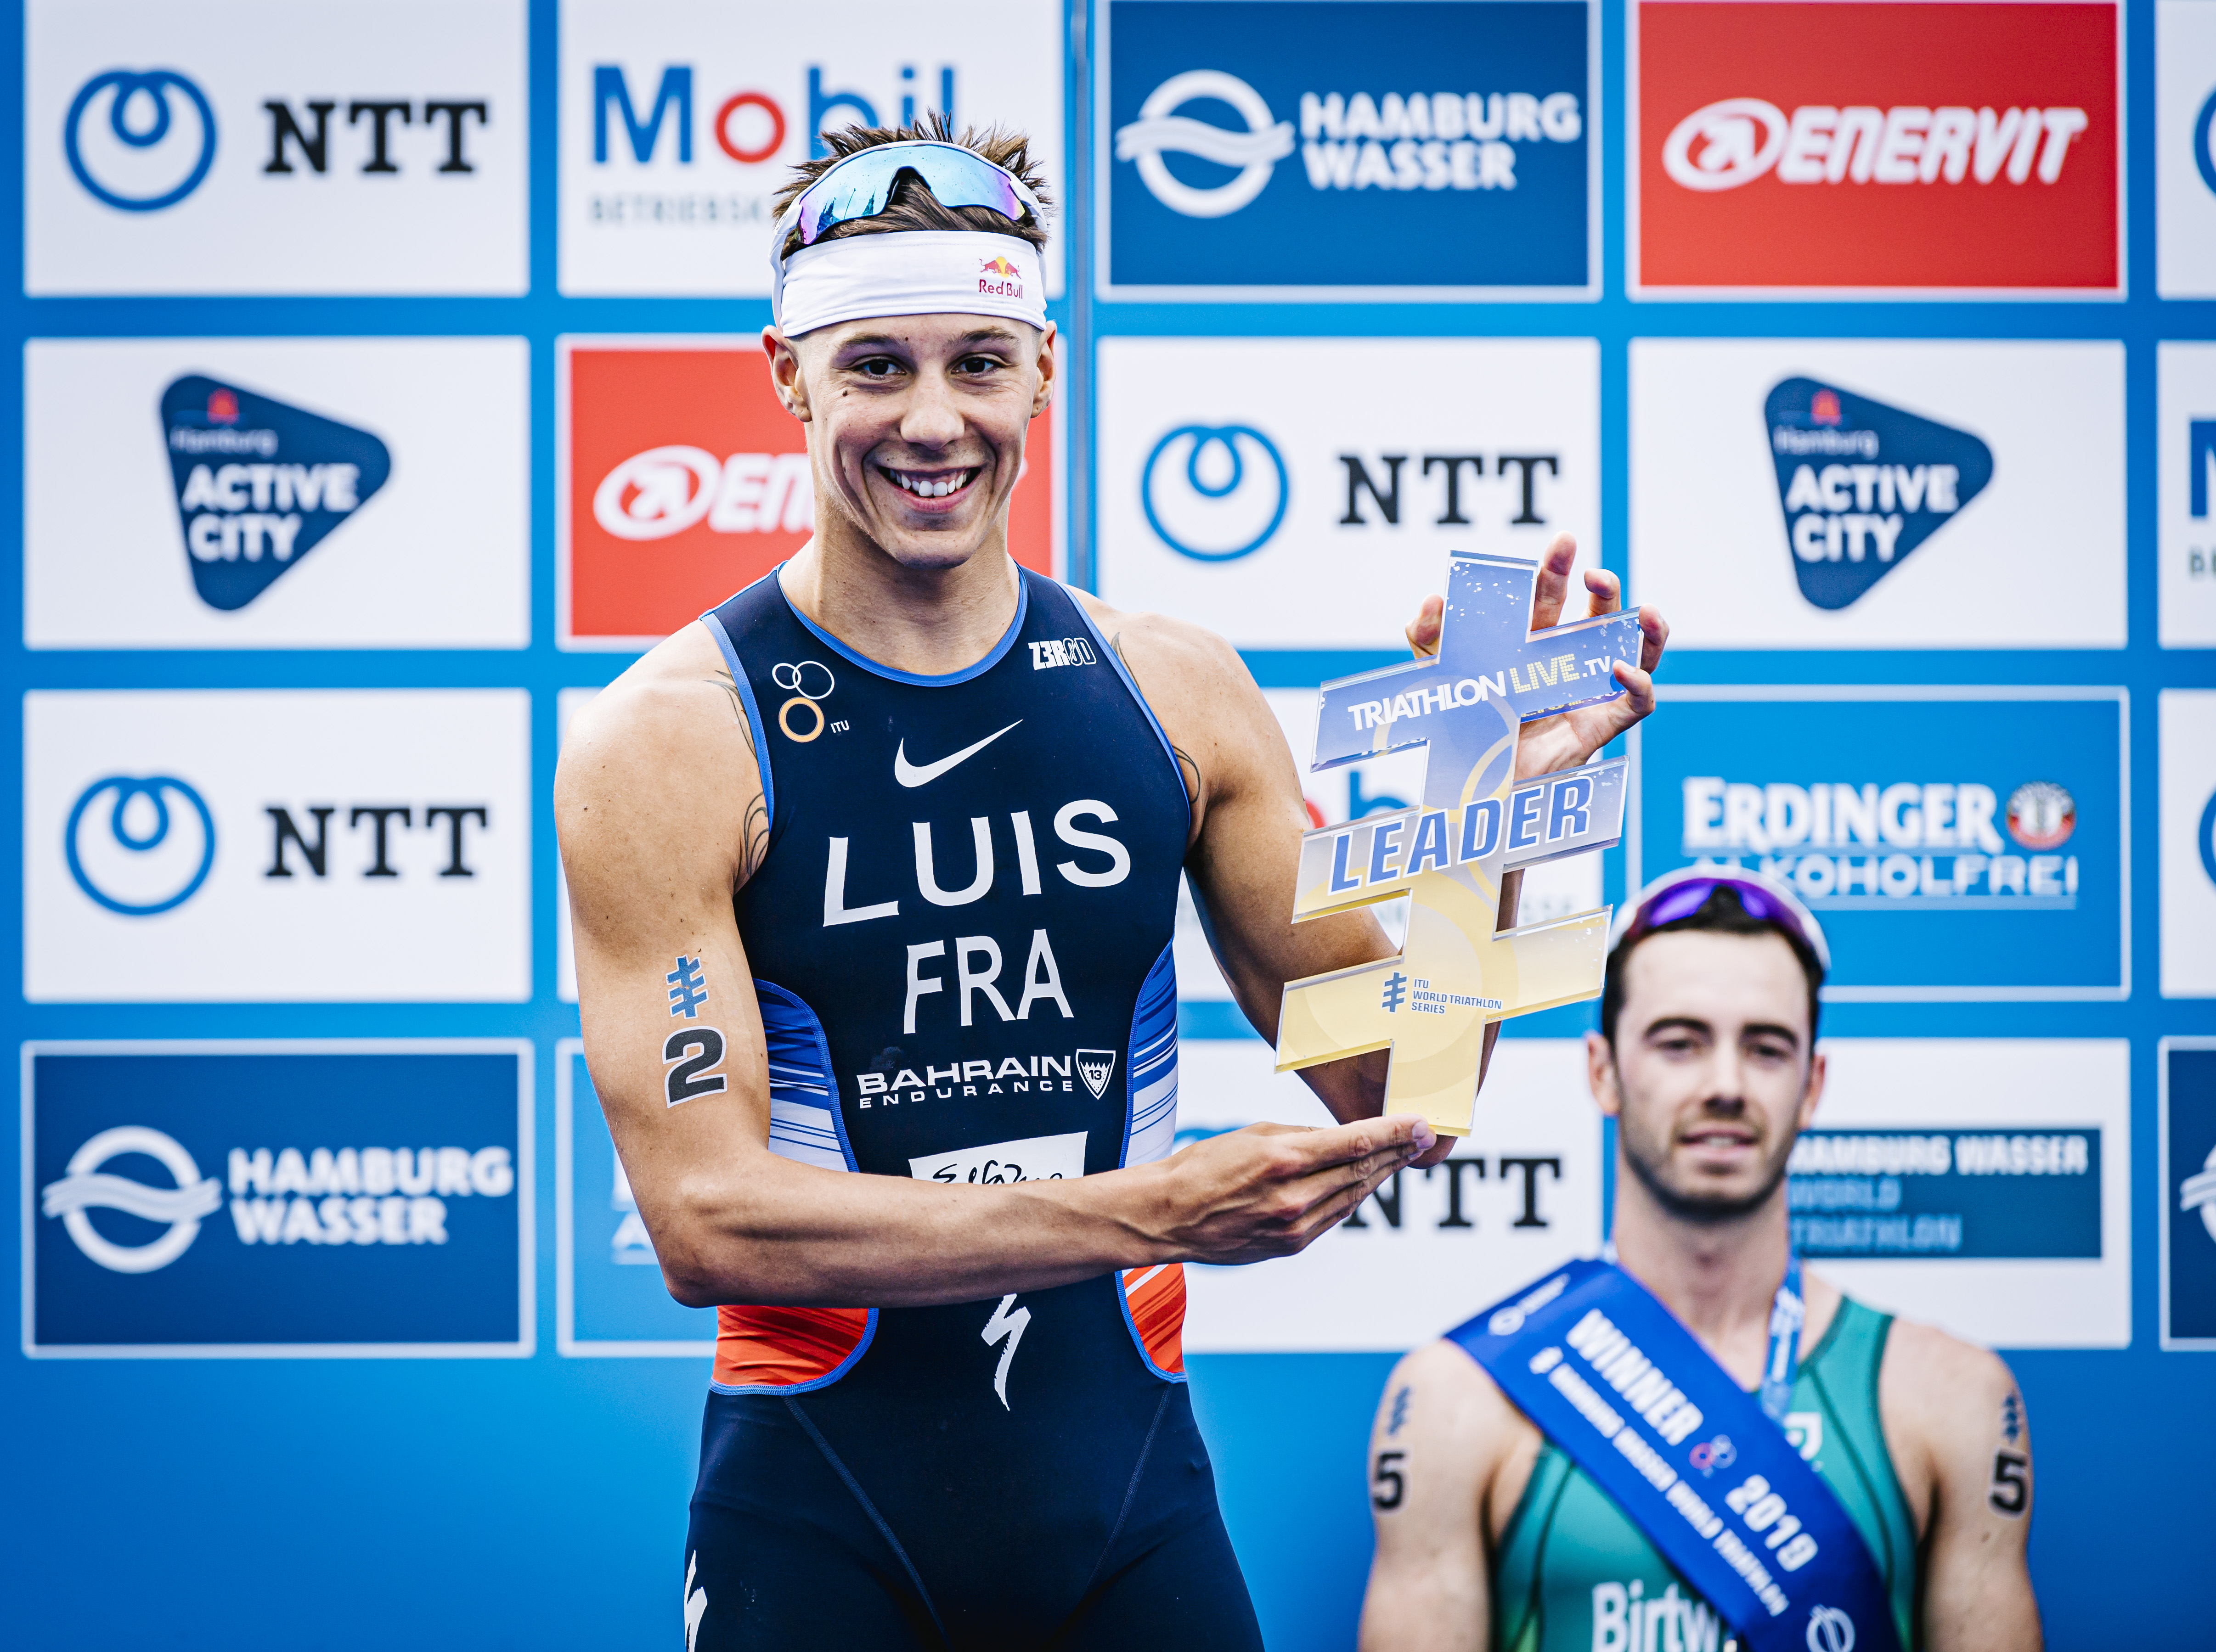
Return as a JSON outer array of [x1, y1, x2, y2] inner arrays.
[[893, 720, 1023, 788]]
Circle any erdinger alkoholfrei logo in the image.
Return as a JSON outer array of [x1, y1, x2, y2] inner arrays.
[[1765, 377, 1993, 610], [1142, 424, 1289, 561], [66, 774, 216, 916], [1115, 70, 1296, 218], [161, 375, 391, 611], [65, 68, 218, 212], [41, 1125, 223, 1273]]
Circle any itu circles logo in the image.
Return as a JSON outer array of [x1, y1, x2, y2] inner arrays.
[[1805, 1605, 1856, 1652], [772, 660, 836, 742], [1141, 425, 1288, 562], [64, 68, 218, 212], [65, 775, 216, 916], [1114, 70, 1295, 218], [42, 1126, 223, 1273], [1661, 97, 1789, 192]]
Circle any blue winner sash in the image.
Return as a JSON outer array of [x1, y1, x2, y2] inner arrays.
[[1450, 1259, 1900, 1652]]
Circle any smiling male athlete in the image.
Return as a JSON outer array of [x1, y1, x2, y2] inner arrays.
[[1360, 871, 2041, 1652], [557, 119, 1667, 1651]]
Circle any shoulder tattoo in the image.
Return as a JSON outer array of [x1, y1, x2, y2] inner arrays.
[[708, 671, 771, 882], [1109, 631, 1202, 800]]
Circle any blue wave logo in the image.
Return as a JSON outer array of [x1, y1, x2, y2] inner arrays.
[[1141, 424, 1288, 562], [43, 1125, 221, 1274], [65, 775, 216, 916], [65, 68, 217, 212]]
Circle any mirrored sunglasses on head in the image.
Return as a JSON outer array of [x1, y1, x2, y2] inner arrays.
[[1607, 867, 1832, 972], [784, 140, 1041, 255]]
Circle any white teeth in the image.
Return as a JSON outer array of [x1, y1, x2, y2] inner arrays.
[[890, 468, 972, 499]]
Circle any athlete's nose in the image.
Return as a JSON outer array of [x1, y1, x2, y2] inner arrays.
[[898, 365, 968, 451]]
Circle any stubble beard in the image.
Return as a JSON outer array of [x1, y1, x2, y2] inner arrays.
[[1617, 1082, 1801, 1228]]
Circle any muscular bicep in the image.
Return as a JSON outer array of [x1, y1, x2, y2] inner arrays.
[[556, 647, 782, 1298], [1359, 1344, 1497, 1652], [1883, 1329, 2041, 1652]]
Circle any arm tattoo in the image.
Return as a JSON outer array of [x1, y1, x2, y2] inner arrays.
[[1110, 631, 1202, 801], [708, 671, 772, 883], [1988, 1389, 2028, 1516]]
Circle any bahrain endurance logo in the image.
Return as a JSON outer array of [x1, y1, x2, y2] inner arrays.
[[1115, 69, 1296, 219], [161, 376, 391, 611], [1276, 551, 1640, 1136], [42, 1125, 223, 1273], [1765, 378, 1992, 611]]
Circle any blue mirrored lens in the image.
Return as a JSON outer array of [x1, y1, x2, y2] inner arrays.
[[792, 143, 1028, 248]]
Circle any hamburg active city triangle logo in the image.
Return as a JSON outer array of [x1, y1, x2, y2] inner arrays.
[[1765, 377, 1992, 611], [160, 375, 392, 611]]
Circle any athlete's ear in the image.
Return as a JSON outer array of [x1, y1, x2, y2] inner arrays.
[[1030, 323, 1057, 420], [1796, 1047, 1827, 1132], [1585, 1030, 1622, 1118], [763, 327, 811, 422]]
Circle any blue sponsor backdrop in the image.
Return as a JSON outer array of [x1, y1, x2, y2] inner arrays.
[[0, 2, 2213, 1651], [2161, 1041, 2216, 1344], [1787, 1128, 2104, 1260], [28, 1045, 528, 1350]]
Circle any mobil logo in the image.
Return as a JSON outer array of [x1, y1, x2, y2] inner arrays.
[[592, 59, 958, 169], [1142, 424, 1289, 562], [1102, 0, 1594, 295], [160, 375, 390, 611], [1765, 377, 1992, 610], [1634, 0, 2120, 291], [562, 341, 1054, 647]]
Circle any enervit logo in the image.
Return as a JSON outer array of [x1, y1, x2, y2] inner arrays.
[[1114, 70, 1295, 217], [65, 775, 216, 916], [65, 68, 217, 211], [1765, 378, 1992, 610], [41, 1126, 222, 1272], [1141, 425, 1288, 561], [161, 375, 391, 610], [592, 446, 809, 541], [1663, 100, 2089, 192]]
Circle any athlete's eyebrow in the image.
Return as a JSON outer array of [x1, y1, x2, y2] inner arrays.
[[1639, 1015, 1714, 1043]]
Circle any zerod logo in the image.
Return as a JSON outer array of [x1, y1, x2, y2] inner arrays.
[[65, 68, 216, 211], [66, 774, 215, 916], [1766, 378, 1992, 610], [162, 376, 390, 610], [41, 1125, 222, 1273]]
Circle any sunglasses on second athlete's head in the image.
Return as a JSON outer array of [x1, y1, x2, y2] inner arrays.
[[1606, 869, 1833, 972], [780, 140, 1042, 258]]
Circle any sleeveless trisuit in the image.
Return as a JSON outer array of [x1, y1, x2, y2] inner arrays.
[[682, 568, 1262, 1650], [1487, 1297, 1922, 1652]]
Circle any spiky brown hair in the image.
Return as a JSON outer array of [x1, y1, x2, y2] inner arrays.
[[769, 112, 1052, 259]]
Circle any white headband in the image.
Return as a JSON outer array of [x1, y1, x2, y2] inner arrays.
[[771, 230, 1046, 337]]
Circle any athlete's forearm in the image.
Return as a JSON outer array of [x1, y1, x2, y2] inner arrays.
[[649, 1153, 1173, 1309]]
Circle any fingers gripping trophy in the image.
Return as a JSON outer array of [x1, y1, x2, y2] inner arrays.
[[1278, 541, 1666, 1138]]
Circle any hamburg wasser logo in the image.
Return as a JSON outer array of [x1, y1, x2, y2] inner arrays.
[[42, 1125, 223, 1273], [161, 375, 391, 611], [1765, 378, 1992, 610]]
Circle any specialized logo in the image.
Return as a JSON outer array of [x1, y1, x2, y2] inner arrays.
[[161, 375, 391, 611], [65, 68, 217, 212], [773, 660, 837, 742], [2005, 781, 2075, 851], [41, 1125, 222, 1273], [981, 1292, 1031, 1409], [1663, 100, 2089, 192], [893, 719, 1021, 787], [1765, 378, 1992, 610], [1142, 425, 1288, 562], [1115, 70, 1295, 218], [1075, 1048, 1118, 1101], [66, 774, 216, 916], [593, 445, 810, 541]]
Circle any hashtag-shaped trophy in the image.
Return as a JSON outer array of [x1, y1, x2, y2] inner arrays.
[[1275, 551, 1641, 1136]]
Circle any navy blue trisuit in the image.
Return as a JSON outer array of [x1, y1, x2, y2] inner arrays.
[[682, 566, 1263, 1650]]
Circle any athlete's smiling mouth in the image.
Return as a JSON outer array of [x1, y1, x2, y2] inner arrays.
[[880, 464, 980, 502]]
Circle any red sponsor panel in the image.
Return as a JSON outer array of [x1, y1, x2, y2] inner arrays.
[[1635, 1, 2120, 292], [562, 342, 1057, 646]]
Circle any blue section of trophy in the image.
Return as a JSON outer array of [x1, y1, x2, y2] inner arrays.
[[1765, 377, 1994, 612], [1635, 693, 2122, 997], [160, 374, 392, 612], [1105, 0, 1591, 292], [29, 1046, 525, 1351]]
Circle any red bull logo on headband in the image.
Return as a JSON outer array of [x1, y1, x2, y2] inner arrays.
[[978, 254, 1025, 298]]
